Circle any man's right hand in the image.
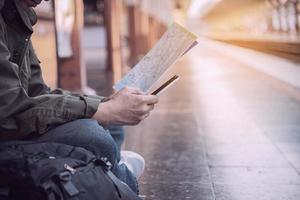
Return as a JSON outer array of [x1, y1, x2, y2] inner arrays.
[[92, 87, 159, 126]]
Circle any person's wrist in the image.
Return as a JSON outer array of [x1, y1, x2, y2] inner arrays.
[[93, 101, 113, 126]]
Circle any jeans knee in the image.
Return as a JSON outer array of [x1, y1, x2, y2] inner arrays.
[[75, 119, 118, 164]]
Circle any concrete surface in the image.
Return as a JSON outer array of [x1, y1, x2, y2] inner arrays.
[[124, 40, 300, 200]]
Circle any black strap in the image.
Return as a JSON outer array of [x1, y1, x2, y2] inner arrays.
[[42, 181, 63, 200], [107, 171, 122, 198], [58, 172, 80, 197], [107, 171, 142, 200]]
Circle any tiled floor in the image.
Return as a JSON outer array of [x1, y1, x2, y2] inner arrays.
[[120, 40, 300, 199]]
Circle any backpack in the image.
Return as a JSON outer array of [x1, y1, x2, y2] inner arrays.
[[0, 141, 141, 200]]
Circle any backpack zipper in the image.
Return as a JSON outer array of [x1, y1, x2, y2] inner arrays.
[[63, 157, 111, 175], [64, 164, 76, 174]]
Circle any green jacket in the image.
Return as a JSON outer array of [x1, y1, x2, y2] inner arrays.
[[0, 0, 102, 140]]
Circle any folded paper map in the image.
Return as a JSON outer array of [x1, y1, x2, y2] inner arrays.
[[114, 23, 198, 93]]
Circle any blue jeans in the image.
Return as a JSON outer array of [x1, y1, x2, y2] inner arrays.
[[30, 119, 138, 193], [106, 124, 125, 158]]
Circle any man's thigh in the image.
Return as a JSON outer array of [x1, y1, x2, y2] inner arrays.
[[32, 119, 119, 164]]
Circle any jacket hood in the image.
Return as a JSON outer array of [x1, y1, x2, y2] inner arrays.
[[14, 0, 37, 31]]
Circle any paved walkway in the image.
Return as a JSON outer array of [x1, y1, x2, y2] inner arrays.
[[122, 39, 300, 200]]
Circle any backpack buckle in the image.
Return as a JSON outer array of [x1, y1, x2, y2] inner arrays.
[[58, 171, 80, 197]]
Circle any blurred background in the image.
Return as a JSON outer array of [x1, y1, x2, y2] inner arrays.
[[32, 0, 300, 93], [32, 0, 300, 199]]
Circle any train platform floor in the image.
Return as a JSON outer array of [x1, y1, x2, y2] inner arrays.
[[123, 39, 300, 200], [84, 29, 300, 199]]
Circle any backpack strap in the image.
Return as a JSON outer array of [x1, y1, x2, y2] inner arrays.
[[57, 171, 80, 197], [107, 171, 142, 200], [41, 181, 63, 200]]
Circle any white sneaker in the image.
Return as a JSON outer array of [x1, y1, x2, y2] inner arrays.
[[119, 151, 145, 179]]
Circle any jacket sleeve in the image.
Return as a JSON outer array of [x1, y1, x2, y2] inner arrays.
[[0, 22, 103, 136]]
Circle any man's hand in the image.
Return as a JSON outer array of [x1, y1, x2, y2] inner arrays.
[[93, 87, 159, 126]]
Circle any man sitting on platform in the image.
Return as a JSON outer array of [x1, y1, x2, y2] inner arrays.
[[0, 0, 158, 193]]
